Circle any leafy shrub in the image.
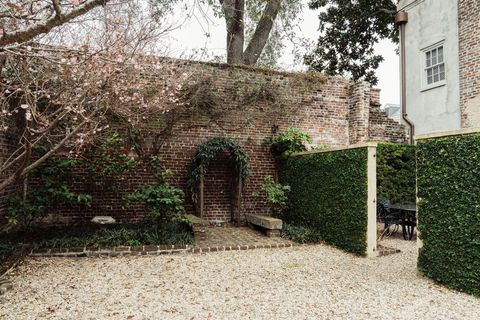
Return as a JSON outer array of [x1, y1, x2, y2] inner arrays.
[[279, 148, 369, 256], [1, 221, 193, 249], [5, 149, 91, 229], [417, 134, 480, 296], [0, 240, 15, 262], [281, 224, 323, 244], [127, 156, 185, 224], [266, 127, 312, 158], [252, 176, 290, 218], [377, 143, 416, 204], [86, 132, 138, 188]]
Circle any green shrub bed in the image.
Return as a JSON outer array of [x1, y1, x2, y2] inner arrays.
[[0, 240, 15, 263], [280, 148, 369, 256], [376, 143, 416, 204], [281, 224, 323, 244], [417, 134, 480, 296], [0, 221, 194, 251]]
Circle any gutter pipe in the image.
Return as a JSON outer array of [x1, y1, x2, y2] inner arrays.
[[395, 11, 415, 144]]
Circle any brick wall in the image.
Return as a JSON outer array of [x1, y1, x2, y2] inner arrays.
[[2, 58, 407, 226], [369, 106, 409, 143], [458, 0, 480, 127], [0, 117, 22, 231]]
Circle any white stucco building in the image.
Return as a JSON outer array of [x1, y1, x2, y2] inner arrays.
[[397, 0, 480, 136]]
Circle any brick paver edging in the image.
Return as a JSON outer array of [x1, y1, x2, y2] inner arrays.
[[30, 242, 302, 258]]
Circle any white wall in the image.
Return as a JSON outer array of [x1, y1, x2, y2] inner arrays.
[[398, 0, 461, 135]]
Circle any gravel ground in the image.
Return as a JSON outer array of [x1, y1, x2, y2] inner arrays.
[[1, 239, 479, 320]]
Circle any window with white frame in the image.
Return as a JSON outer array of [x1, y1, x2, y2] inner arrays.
[[425, 45, 445, 86]]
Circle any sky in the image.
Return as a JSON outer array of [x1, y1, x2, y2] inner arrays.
[[163, 2, 400, 106]]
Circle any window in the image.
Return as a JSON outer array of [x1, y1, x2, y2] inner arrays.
[[425, 45, 445, 86]]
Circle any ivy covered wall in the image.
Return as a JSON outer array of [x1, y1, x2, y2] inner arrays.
[[376, 143, 416, 205], [279, 147, 369, 256], [417, 133, 480, 296]]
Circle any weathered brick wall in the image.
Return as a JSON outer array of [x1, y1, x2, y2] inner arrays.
[[458, 0, 480, 127], [203, 151, 236, 222], [3, 58, 407, 226], [0, 121, 22, 230], [369, 106, 409, 143]]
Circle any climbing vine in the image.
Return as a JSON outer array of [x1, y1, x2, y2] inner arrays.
[[85, 132, 139, 188], [177, 73, 294, 132], [5, 146, 92, 229], [187, 137, 250, 203]]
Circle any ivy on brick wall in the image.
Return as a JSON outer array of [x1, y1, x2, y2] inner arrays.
[[376, 143, 416, 205], [279, 148, 369, 256], [417, 134, 480, 296], [187, 137, 250, 204], [5, 147, 92, 229]]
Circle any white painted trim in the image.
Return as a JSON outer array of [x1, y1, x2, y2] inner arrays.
[[420, 39, 446, 52], [420, 40, 446, 91], [366, 146, 377, 258], [290, 142, 378, 157], [420, 81, 446, 92], [415, 127, 480, 141]]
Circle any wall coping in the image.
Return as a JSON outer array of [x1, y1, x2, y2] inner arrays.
[[291, 142, 378, 157], [29, 43, 351, 84], [415, 127, 480, 141]]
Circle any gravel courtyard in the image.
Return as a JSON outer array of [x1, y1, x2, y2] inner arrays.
[[1, 239, 479, 320]]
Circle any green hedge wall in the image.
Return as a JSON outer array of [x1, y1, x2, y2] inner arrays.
[[279, 148, 368, 256], [376, 143, 416, 205], [417, 134, 480, 296]]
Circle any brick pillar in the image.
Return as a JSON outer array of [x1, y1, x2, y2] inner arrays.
[[458, 0, 480, 128], [349, 82, 371, 144]]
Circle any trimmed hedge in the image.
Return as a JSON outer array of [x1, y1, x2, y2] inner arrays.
[[377, 143, 416, 205], [279, 148, 368, 256], [417, 134, 480, 296]]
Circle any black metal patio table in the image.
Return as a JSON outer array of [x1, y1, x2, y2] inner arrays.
[[387, 204, 417, 240]]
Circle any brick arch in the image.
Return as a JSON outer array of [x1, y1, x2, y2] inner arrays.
[[187, 137, 249, 225]]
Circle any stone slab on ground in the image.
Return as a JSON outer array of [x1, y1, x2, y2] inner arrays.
[[91, 216, 116, 224], [185, 214, 209, 241], [246, 214, 282, 230]]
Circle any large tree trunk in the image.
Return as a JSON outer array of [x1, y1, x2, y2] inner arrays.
[[221, 0, 281, 66], [243, 0, 281, 65], [223, 0, 245, 64]]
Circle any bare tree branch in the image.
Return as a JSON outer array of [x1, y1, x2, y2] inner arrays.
[[0, 0, 110, 47]]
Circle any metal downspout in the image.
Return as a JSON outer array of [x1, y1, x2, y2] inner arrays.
[[395, 11, 415, 144]]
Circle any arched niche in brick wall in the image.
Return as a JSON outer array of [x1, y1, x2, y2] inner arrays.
[[187, 137, 250, 225]]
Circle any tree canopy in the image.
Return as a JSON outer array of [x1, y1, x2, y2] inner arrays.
[[154, 0, 303, 67], [305, 0, 397, 85]]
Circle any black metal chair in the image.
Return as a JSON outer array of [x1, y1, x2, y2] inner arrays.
[[376, 197, 390, 223], [377, 197, 402, 239]]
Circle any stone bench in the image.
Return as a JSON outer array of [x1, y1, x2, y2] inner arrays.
[[246, 214, 283, 237], [185, 214, 209, 240]]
